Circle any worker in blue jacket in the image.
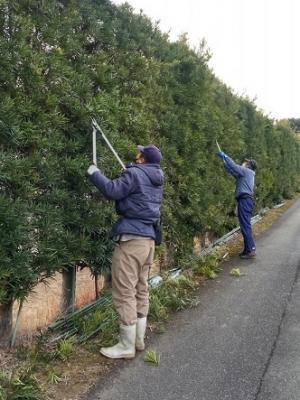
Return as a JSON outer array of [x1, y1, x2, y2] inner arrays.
[[218, 151, 257, 259], [87, 145, 163, 359]]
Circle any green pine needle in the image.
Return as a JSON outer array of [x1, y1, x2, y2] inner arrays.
[[230, 268, 245, 277], [144, 350, 160, 365]]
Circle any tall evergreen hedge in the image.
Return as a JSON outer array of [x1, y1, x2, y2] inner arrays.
[[0, 0, 299, 342]]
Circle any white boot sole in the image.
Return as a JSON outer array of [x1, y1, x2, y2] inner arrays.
[[100, 348, 135, 359]]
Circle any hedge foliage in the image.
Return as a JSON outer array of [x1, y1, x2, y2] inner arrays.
[[0, 0, 299, 304]]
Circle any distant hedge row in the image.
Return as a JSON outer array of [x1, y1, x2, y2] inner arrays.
[[0, 0, 299, 313]]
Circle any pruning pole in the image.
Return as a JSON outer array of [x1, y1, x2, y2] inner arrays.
[[92, 126, 97, 166], [92, 118, 126, 170], [94, 272, 99, 300], [10, 299, 24, 348]]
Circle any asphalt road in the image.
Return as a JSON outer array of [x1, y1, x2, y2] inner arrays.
[[88, 199, 300, 400]]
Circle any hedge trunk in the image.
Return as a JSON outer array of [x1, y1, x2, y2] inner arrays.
[[0, 301, 13, 347]]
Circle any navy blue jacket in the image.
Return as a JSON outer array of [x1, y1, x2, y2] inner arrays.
[[89, 163, 164, 239], [223, 155, 255, 199]]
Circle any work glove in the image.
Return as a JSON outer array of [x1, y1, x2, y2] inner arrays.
[[217, 151, 227, 160], [87, 165, 99, 175]]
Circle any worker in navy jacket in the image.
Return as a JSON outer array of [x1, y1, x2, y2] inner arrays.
[[218, 151, 257, 259], [87, 145, 163, 359]]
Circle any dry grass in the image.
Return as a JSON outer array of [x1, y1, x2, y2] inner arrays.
[[41, 347, 115, 400]]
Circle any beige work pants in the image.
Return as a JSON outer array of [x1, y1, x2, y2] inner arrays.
[[111, 239, 155, 325]]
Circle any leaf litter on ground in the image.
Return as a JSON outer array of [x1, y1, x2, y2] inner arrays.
[[144, 350, 160, 365], [230, 268, 245, 277]]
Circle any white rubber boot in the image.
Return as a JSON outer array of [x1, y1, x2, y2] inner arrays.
[[100, 324, 136, 359], [136, 317, 147, 351]]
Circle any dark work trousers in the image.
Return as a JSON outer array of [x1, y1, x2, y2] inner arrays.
[[237, 197, 256, 253]]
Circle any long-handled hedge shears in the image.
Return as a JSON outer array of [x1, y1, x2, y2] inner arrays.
[[91, 118, 126, 170]]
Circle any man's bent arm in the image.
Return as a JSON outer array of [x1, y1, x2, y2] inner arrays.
[[89, 168, 136, 200]]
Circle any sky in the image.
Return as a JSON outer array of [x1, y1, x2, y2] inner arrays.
[[112, 0, 300, 120]]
